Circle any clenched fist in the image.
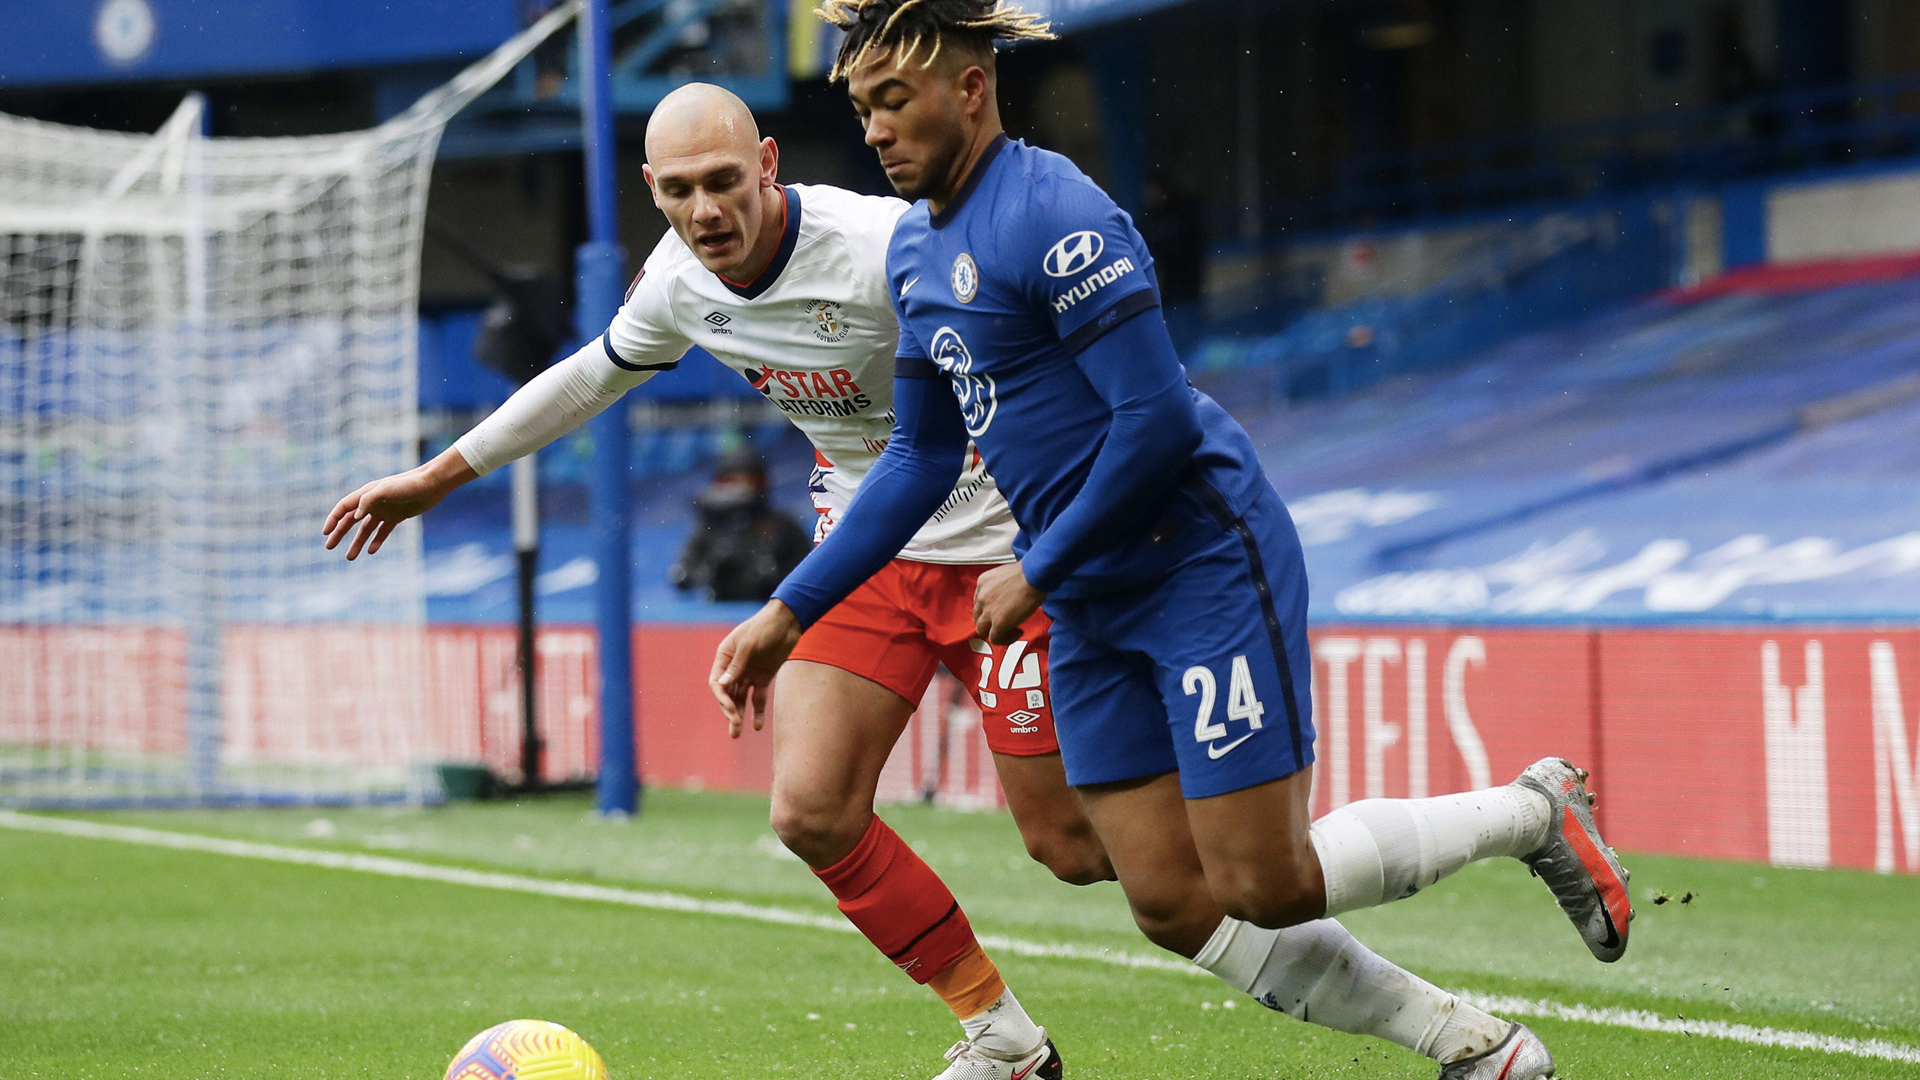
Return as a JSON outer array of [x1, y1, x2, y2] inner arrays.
[[973, 561, 1045, 646]]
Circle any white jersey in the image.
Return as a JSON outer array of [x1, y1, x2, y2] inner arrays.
[[606, 183, 1016, 565]]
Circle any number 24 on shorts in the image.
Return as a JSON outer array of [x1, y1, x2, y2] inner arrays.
[[1184, 656, 1265, 757]]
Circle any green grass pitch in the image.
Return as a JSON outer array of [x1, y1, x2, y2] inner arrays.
[[3, 790, 1917, 1078]]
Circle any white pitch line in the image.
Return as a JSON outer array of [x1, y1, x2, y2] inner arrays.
[[4, 810, 1917, 1066], [1463, 994, 1920, 1066], [0, 811, 1186, 971]]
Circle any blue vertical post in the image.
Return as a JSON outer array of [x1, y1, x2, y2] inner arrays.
[[578, 0, 637, 817], [1088, 28, 1147, 217], [1720, 182, 1768, 271]]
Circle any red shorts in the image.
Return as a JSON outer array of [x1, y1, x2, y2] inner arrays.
[[788, 559, 1058, 756]]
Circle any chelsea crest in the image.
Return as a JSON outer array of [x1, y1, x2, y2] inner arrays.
[[950, 252, 978, 303]]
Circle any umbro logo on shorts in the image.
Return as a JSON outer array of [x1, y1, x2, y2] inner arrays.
[[1006, 709, 1042, 734]]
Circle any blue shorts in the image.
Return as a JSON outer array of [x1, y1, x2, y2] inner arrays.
[[1045, 486, 1315, 799]]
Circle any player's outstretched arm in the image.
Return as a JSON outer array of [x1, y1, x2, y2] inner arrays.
[[322, 447, 477, 560], [450, 340, 665, 479], [709, 370, 967, 734], [322, 341, 663, 561], [1019, 308, 1202, 591]]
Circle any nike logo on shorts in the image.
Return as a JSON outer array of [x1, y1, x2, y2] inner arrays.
[[1207, 733, 1254, 759]]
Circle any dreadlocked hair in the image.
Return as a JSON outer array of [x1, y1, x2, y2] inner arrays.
[[815, 0, 1055, 83]]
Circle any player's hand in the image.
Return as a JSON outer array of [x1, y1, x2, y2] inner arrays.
[[322, 466, 453, 560], [974, 562, 1045, 647], [710, 600, 803, 738]]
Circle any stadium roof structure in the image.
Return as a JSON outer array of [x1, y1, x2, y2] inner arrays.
[[0, 0, 527, 88], [1, 0, 1208, 159]]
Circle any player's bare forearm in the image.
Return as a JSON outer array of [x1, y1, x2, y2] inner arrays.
[[709, 599, 803, 737], [418, 444, 481, 492], [321, 446, 477, 560], [973, 561, 1045, 646]]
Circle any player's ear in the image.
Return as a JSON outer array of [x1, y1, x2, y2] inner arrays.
[[759, 136, 780, 188], [959, 64, 990, 120], [642, 163, 662, 206]]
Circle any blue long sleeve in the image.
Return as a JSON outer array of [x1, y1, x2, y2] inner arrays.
[[1020, 308, 1203, 594], [771, 366, 969, 627]]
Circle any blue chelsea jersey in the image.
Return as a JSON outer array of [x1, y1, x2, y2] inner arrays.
[[889, 135, 1272, 597]]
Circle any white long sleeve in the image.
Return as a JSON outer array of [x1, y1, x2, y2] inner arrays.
[[451, 342, 659, 477]]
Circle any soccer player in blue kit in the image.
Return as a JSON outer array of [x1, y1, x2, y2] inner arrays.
[[713, 2, 1635, 1076]]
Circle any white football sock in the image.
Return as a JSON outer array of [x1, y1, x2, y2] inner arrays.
[[961, 987, 1044, 1057], [1309, 787, 1551, 917], [1192, 917, 1508, 1064]]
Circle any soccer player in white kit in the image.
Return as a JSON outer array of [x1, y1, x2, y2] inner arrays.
[[323, 83, 1101, 1080]]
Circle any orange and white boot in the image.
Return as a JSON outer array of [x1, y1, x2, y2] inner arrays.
[[1439, 1023, 1555, 1080], [1514, 757, 1634, 962]]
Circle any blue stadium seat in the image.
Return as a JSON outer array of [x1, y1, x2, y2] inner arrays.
[[1245, 278, 1920, 620]]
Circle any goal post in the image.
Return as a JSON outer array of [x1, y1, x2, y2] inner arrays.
[[0, 3, 582, 808]]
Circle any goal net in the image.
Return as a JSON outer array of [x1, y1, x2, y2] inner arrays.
[[0, 4, 579, 808]]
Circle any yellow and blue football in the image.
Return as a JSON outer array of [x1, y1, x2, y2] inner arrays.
[[444, 1019, 608, 1080]]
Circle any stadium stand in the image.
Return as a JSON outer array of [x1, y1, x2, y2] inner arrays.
[[1243, 277, 1920, 620], [421, 423, 816, 623], [416, 273, 1920, 624]]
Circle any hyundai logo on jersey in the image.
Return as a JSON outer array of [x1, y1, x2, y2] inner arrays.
[[1042, 230, 1104, 277], [1050, 256, 1137, 315]]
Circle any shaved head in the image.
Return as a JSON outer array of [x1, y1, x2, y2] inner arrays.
[[642, 82, 784, 281], [646, 82, 761, 163]]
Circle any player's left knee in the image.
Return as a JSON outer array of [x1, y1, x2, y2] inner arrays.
[[769, 792, 868, 868], [1025, 825, 1115, 886], [1211, 866, 1323, 930]]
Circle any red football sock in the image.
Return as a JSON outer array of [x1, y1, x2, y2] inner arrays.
[[814, 816, 989, 992]]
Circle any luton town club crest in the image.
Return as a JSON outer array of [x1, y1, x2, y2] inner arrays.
[[804, 299, 849, 342]]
